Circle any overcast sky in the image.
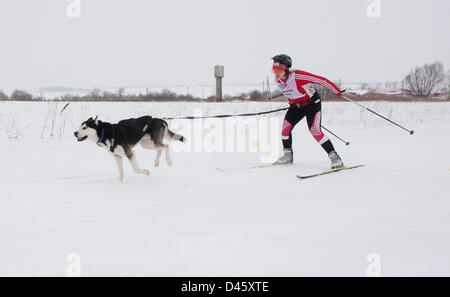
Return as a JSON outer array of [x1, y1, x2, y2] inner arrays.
[[0, 0, 449, 90]]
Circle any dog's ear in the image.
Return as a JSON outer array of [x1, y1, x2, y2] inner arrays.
[[94, 115, 99, 125], [94, 115, 98, 121]]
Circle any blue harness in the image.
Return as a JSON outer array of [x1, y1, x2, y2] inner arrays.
[[97, 127, 116, 153], [97, 128, 105, 145]]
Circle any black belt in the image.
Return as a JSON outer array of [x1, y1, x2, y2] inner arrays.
[[291, 92, 321, 108]]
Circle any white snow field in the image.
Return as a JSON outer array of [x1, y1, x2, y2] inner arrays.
[[0, 100, 449, 276]]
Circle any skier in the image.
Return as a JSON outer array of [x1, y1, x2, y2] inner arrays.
[[271, 54, 344, 168]]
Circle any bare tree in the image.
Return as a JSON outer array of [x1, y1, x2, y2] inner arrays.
[[0, 90, 8, 101], [384, 81, 400, 89], [403, 61, 445, 97], [447, 70, 450, 90], [89, 88, 102, 100], [248, 90, 264, 101], [447, 70, 450, 99], [11, 90, 33, 101], [117, 87, 125, 98], [315, 79, 342, 99]]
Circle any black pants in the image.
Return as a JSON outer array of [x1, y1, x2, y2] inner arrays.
[[281, 94, 335, 154]]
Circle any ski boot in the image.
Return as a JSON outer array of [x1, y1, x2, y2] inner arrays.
[[329, 151, 344, 169], [273, 148, 293, 165]]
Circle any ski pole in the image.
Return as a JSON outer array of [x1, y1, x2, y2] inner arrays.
[[342, 95, 415, 135], [321, 125, 350, 146]]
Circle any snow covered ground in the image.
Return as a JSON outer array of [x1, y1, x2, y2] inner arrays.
[[0, 101, 449, 276]]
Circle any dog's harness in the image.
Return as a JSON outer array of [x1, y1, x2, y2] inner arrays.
[[97, 128, 105, 144], [96, 122, 149, 154], [96, 126, 116, 153]]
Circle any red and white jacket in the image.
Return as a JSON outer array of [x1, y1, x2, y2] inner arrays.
[[275, 69, 341, 104]]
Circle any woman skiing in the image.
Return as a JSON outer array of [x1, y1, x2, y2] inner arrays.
[[271, 54, 344, 169]]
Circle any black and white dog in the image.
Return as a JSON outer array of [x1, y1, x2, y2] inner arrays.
[[74, 116, 184, 181]]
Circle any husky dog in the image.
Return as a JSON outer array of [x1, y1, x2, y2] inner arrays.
[[74, 115, 184, 181]]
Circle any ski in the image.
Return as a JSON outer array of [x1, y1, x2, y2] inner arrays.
[[296, 165, 365, 179]]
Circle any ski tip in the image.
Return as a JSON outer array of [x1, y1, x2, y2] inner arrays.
[[354, 164, 366, 168], [296, 164, 366, 179]]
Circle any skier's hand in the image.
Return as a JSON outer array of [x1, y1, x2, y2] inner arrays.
[[337, 89, 346, 98]]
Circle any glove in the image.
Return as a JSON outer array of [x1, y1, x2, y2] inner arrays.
[[337, 89, 346, 98]]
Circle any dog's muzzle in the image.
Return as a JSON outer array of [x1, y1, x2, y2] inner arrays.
[[74, 131, 88, 142]]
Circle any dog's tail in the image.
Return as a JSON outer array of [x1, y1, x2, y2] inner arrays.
[[166, 128, 186, 143]]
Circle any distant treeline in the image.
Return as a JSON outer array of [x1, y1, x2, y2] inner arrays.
[[0, 87, 448, 103], [0, 88, 285, 102]]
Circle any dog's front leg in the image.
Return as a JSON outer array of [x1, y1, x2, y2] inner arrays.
[[115, 155, 125, 182]]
